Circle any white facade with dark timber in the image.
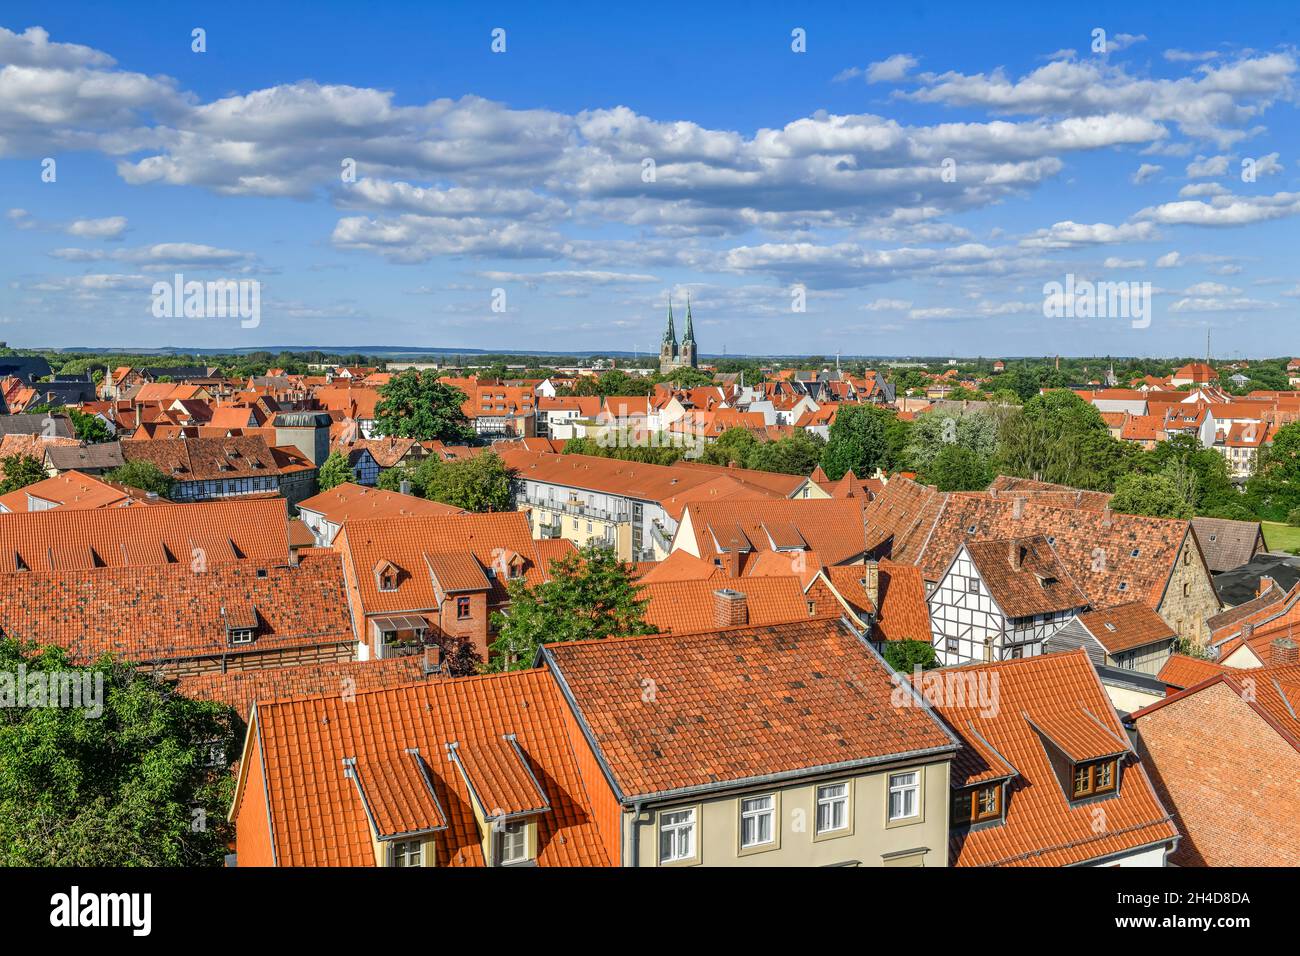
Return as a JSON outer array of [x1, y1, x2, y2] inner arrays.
[[927, 542, 1087, 666]]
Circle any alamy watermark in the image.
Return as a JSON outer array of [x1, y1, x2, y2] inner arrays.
[[1042, 273, 1151, 329], [891, 665, 1000, 718], [152, 273, 261, 328], [0, 665, 103, 718]]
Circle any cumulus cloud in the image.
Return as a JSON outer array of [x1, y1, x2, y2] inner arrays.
[[66, 216, 128, 239], [866, 54, 920, 83], [1136, 190, 1300, 226], [1132, 163, 1163, 184]]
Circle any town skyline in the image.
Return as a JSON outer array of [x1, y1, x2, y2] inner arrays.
[[3, 3, 1300, 356]]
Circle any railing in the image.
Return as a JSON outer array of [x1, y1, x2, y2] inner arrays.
[[519, 494, 629, 523], [649, 520, 674, 552]]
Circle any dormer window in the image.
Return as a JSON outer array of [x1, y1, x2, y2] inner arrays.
[[381, 572, 397, 591], [229, 627, 255, 645], [953, 783, 1003, 826], [1072, 758, 1118, 799]]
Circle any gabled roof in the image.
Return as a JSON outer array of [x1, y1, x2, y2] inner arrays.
[[1073, 602, 1177, 654], [0, 497, 289, 572], [964, 537, 1090, 618], [914, 651, 1177, 867], [1190, 516, 1265, 573], [0, 550, 350, 664], [541, 616, 958, 802], [297, 483, 463, 524], [241, 669, 612, 866], [335, 511, 546, 613], [683, 497, 868, 566], [638, 574, 813, 632]]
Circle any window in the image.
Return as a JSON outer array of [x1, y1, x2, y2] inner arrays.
[[229, 628, 254, 645], [392, 839, 423, 867], [456, 596, 471, 620], [807, 601, 816, 616], [1183, 582, 1191, 597], [953, 784, 1002, 826], [1072, 758, 1119, 798], [816, 783, 849, 834], [887, 771, 920, 822], [739, 794, 775, 849], [380, 571, 397, 591], [946, 635, 958, 652], [659, 808, 696, 864], [499, 821, 528, 865], [967, 577, 979, 594]]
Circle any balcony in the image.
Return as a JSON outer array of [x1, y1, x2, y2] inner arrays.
[[519, 494, 629, 524]]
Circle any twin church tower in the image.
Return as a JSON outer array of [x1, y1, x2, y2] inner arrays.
[[658, 296, 699, 374]]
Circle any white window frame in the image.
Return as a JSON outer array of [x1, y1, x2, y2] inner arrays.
[[658, 807, 697, 865], [498, 821, 528, 865], [815, 782, 850, 836], [887, 770, 921, 824], [739, 794, 776, 850]]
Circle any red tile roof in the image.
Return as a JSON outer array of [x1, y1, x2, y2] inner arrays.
[[638, 574, 815, 632], [915, 650, 1178, 866], [541, 616, 958, 801], [238, 668, 612, 866], [681, 497, 869, 566], [1075, 602, 1177, 654], [0, 550, 352, 665], [0, 496, 289, 572]]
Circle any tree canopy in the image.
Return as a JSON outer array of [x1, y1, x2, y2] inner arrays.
[[488, 543, 655, 670], [0, 640, 240, 866], [373, 370, 474, 442]]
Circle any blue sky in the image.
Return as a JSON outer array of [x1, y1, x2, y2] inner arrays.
[[2, 0, 1300, 357]]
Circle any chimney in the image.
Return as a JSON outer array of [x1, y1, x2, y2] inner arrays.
[[423, 644, 443, 676], [713, 589, 749, 628], [865, 561, 880, 610], [1270, 637, 1298, 666], [1258, 576, 1277, 597], [399, 479, 412, 496], [1012, 496, 1024, 519], [1007, 538, 1023, 571], [726, 536, 742, 578]]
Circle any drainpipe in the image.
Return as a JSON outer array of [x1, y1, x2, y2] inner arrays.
[[629, 801, 645, 868]]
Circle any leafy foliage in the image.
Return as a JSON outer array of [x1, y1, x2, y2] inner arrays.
[[1110, 472, 1194, 519], [0, 454, 46, 495], [373, 370, 474, 442], [488, 543, 656, 670], [821, 404, 908, 479], [316, 450, 353, 491], [381, 452, 514, 512], [104, 460, 175, 497], [881, 640, 939, 673], [0, 639, 240, 866]]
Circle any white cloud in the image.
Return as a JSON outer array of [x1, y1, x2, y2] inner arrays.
[[1186, 154, 1229, 177], [866, 54, 919, 84], [1136, 190, 1300, 227], [1132, 163, 1162, 184], [66, 216, 128, 239]]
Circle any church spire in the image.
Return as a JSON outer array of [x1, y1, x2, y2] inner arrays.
[[662, 296, 677, 347], [683, 294, 695, 344]]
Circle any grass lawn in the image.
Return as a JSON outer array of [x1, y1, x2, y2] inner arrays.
[[1262, 521, 1300, 553]]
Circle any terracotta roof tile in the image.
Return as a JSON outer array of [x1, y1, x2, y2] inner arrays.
[[542, 617, 958, 801]]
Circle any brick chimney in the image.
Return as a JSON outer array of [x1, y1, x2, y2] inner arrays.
[[1270, 637, 1298, 666], [1007, 538, 1024, 571], [1258, 576, 1278, 597], [713, 589, 749, 628], [865, 561, 880, 610], [1012, 496, 1024, 519], [726, 537, 742, 578]]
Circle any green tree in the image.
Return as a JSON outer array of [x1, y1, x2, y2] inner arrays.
[[1110, 472, 1193, 519], [1246, 420, 1300, 521], [821, 405, 904, 479], [421, 452, 514, 512], [66, 409, 112, 444], [905, 410, 997, 475], [881, 640, 939, 673], [104, 460, 176, 497], [317, 450, 353, 491], [488, 543, 656, 670], [373, 370, 474, 442], [0, 639, 240, 866], [926, 445, 995, 492], [1141, 434, 1235, 515], [745, 431, 826, 476], [995, 390, 1140, 491], [0, 455, 46, 494]]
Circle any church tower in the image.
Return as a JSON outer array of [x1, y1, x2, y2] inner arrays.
[[679, 294, 698, 369], [659, 298, 678, 374]]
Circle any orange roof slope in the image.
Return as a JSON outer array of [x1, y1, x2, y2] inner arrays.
[[0, 496, 289, 572], [297, 483, 463, 523], [638, 575, 812, 632], [682, 497, 869, 566], [0, 550, 352, 665], [541, 617, 958, 801], [178, 656, 428, 720], [915, 651, 1178, 867], [242, 669, 612, 866]]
